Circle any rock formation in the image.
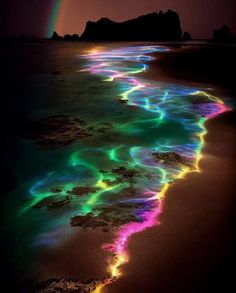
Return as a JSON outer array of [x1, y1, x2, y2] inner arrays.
[[25, 115, 92, 147], [213, 25, 233, 43], [183, 31, 192, 41], [35, 278, 101, 293], [50, 31, 63, 41], [81, 10, 182, 41], [24, 116, 114, 148], [63, 34, 80, 41], [152, 152, 191, 167], [70, 203, 144, 231]]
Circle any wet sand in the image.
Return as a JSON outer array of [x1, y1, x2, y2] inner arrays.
[[106, 111, 236, 293]]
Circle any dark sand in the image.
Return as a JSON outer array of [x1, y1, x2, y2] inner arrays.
[[104, 45, 236, 293], [36, 229, 111, 282]]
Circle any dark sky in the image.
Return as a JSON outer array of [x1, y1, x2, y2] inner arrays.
[[1, 0, 236, 38]]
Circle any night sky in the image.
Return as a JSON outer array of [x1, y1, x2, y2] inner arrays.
[[1, 0, 236, 38]]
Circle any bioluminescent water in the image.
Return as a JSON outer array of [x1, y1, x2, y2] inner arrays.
[[18, 45, 230, 291]]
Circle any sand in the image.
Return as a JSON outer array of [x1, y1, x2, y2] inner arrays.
[[36, 229, 112, 282], [102, 45, 236, 293], [105, 111, 236, 293]]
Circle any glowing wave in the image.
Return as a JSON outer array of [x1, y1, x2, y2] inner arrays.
[[25, 45, 230, 292], [79, 45, 230, 292]]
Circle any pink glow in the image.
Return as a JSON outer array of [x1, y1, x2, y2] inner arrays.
[[206, 103, 231, 118], [103, 200, 163, 254]]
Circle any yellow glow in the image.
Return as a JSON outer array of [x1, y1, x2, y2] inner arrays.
[[85, 47, 104, 55], [108, 253, 128, 279], [120, 84, 144, 101], [158, 183, 170, 199], [96, 180, 109, 189], [175, 166, 191, 179], [191, 90, 224, 104], [91, 283, 106, 293]]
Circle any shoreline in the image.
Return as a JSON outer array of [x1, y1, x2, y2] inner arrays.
[[35, 43, 235, 293], [104, 47, 236, 293], [105, 110, 236, 293], [3, 42, 235, 292]]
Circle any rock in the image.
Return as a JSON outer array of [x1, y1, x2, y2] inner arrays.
[[33, 196, 71, 209], [67, 186, 98, 196], [70, 203, 143, 230], [112, 166, 138, 178], [81, 10, 182, 41], [50, 31, 63, 41], [24, 116, 116, 148], [63, 34, 80, 41], [213, 25, 233, 43], [47, 197, 71, 210], [183, 31, 192, 41], [25, 115, 92, 148], [34, 278, 101, 293], [152, 152, 191, 167]]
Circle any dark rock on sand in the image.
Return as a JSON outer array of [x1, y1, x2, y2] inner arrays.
[[112, 166, 138, 178], [33, 196, 72, 210], [34, 278, 101, 293], [70, 203, 143, 231], [152, 152, 191, 167], [25, 115, 92, 148], [67, 186, 98, 196]]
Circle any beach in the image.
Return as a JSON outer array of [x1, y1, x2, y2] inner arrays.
[[105, 44, 236, 293], [106, 110, 236, 293], [1, 42, 235, 292]]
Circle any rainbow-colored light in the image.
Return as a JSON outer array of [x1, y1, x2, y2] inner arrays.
[[80, 45, 230, 291], [24, 45, 230, 292]]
